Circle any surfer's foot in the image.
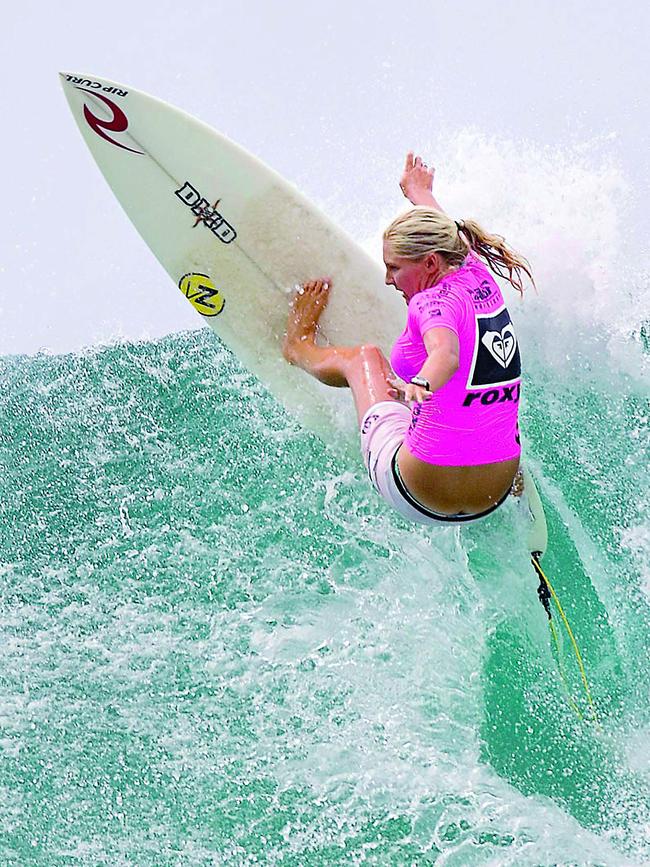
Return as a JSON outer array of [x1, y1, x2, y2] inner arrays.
[[282, 278, 396, 419], [284, 278, 331, 345], [283, 279, 351, 387]]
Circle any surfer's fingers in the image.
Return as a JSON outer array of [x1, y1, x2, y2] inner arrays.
[[387, 377, 406, 399], [404, 151, 414, 172], [404, 383, 433, 403]]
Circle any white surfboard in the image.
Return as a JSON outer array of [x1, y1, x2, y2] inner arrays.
[[59, 72, 547, 556]]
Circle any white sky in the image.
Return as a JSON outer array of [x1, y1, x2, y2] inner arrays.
[[1, 0, 648, 354]]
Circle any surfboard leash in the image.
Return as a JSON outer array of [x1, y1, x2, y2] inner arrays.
[[531, 553, 599, 725]]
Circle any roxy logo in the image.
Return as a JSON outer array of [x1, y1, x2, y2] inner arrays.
[[481, 325, 517, 369], [79, 90, 143, 155], [175, 182, 237, 243], [462, 384, 520, 407]]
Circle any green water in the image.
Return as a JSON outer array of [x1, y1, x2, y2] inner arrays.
[[1, 329, 648, 866]]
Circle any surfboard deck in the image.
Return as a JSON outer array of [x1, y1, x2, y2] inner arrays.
[[59, 71, 547, 556]]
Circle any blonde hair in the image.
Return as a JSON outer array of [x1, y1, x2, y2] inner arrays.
[[383, 206, 535, 296]]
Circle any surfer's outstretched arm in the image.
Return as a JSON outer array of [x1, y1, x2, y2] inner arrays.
[[399, 152, 446, 213]]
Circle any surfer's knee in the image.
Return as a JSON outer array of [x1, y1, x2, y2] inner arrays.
[[339, 344, 392, 387], [333, 344, 379, 377], [356, 344, 391, 375]]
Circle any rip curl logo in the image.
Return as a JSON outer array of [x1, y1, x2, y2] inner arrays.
[[78, 89, 144, 155], [467, 305, 521, 389], [481, 324, 517, 369], [65, 75, 128, 95], [175, 181, 237, 244], [178, 273, 225, 317]]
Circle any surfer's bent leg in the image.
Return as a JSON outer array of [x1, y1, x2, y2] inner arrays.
[[283, 279, 395, 424]]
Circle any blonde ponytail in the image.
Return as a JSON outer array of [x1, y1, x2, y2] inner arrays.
[[456, 218, 535, 296], [384, 207, 535, 296]]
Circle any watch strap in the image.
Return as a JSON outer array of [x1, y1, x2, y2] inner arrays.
[[410, 376, 431, 391]]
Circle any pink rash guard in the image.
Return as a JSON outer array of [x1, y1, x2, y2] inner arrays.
[[390, 254, 522, 466]]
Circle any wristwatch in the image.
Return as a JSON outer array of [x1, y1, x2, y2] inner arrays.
[[410, 376, 431, 391]]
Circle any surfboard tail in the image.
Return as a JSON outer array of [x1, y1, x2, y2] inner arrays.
[[522, 466, 548, 558]]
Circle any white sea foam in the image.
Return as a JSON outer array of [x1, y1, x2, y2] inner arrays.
[[362, 130, 649, 387]]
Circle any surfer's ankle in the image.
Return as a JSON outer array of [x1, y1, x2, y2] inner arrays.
[[282, 330, 314, 365]]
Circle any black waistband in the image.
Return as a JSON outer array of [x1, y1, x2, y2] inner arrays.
[[390, 451, 511, 523]]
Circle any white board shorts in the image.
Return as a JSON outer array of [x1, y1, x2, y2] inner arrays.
[[360, 401, 510, 525]]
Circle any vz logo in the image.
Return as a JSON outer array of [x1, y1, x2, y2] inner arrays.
[[78, 89, 144, 155], [467, 305, 520, 389], [178, 273, 225, 317]]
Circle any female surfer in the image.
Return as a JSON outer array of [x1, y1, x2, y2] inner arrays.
[[282, 154, 534, 523]]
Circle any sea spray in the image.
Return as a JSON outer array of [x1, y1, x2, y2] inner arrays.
[[1, 130, 649, 864]]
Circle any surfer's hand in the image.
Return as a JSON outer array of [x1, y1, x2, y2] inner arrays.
[[387, 377, 407, 402], [400, 153, 436, 206], [403, 382, 433, 404], [389, 377, 431, 403]]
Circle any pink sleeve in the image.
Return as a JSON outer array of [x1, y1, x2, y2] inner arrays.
[[409, 286, 463, 338]]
